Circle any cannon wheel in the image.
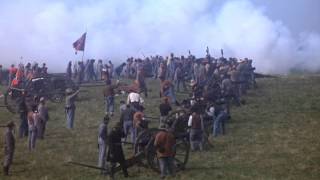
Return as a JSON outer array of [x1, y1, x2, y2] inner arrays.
[[173, 139, 190, 170], [165, 108, 189, 129], [134, 128, 159, 169], [134, 128, 190, 173]]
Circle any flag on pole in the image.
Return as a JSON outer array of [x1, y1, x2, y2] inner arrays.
[[221, 49, 224, 57], [73, 32, 86, 54]]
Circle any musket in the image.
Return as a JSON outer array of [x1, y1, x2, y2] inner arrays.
[[206, 46, 210, 56], [144, 116, 160, 122], [67, 161, 109, 171], [79, 83, 105, 88], [145, 116, 159, 120], [120, 141, 135, 145]]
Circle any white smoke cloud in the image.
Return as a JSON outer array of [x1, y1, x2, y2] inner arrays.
[[0, 0, 319, 74]]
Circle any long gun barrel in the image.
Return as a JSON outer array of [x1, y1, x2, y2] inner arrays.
[[67, 161, 108, 171]]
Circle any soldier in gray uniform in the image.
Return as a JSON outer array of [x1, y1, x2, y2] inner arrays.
[[65, 88, 80, 129], [37, 97, 49, 139], [28, 106, 39, 151], [188, 111, 204, 151], [3, 121, 15, 176], [98, 115, 110, 173]]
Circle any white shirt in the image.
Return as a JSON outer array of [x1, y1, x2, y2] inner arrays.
[[188, 115, 193, 127], [127, 92, 144, 104], [188, 114, 204, 130]]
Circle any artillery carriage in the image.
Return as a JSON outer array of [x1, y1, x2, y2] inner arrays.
[[68, 109, 191, 176], [3, 75, 78, 113]]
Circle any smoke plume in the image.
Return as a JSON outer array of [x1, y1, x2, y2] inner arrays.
[[0, 0, 319, 74]]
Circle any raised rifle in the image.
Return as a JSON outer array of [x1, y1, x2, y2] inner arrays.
[[206, 46, 210, 56]]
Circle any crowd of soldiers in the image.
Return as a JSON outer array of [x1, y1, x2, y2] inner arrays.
[[1, 51, 257, 179], [0, 62, 48, 87], [0, 62, 50, 176], [92, 52, 257, 178]]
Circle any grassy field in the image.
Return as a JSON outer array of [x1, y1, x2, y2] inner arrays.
[[0, 75, 319, 180]]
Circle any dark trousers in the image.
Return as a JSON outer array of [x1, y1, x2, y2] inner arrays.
[[19, 112, 28, 138], [159, 157, 174, 178]]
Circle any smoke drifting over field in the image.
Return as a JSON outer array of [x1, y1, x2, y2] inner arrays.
[[0, 0, 319, 73]]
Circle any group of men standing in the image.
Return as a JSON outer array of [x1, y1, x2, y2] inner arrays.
[[94, 51, 257, 179], [0, 62, 48, 87], [1, 50, 257, 178], [66, 59, 114, 84], [2, 95, 49, 176]]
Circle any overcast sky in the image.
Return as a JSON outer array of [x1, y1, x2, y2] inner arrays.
[[247, 0, 320, 35], [0, 0, 319, 73]]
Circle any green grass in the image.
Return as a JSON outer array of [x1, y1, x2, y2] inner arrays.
[[0, 75, 320, 180]]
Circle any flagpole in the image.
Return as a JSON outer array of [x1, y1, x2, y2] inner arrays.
[[82, 28, 87, 62], [82, 50, 85, 61]]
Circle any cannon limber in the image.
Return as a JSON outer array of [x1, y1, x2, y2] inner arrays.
[[3, 75, 78, 113]]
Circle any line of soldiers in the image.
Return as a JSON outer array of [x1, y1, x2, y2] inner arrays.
[[0, 62, 48, 87], [66, 59, 114, 84]]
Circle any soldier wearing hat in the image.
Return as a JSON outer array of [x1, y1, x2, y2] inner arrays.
[[65, 88, 80, 129], [188, 110, 204, 151], [3, 121, 15, 176], [160, 80, 178, 106], [136, 69, 148, 98], [174, 63, 186, 92], [107, 122, 128, 178], [159, 97, 172, 128], [98, 115, 110, 173], [120, 104, 135, 143], [103, 80, 119, 116], [154, 124, 176, 179], [127, 89, 144, 112], [37, 97, 49, 139], [213, 104, 228, 137], [17, 95, 28, 138], [28, 106, 39, 151]]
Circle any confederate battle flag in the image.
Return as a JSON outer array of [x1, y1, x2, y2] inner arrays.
[[72, 32, 86, 54]]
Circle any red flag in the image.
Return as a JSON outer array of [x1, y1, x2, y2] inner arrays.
[[73, 32, 86, 54]]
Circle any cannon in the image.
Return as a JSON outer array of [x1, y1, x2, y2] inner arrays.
[[68, 112, 190, 177], [3, 75, 78, 113]]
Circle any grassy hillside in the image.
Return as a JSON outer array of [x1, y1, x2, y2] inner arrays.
[[0, 75, 319, 180]]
